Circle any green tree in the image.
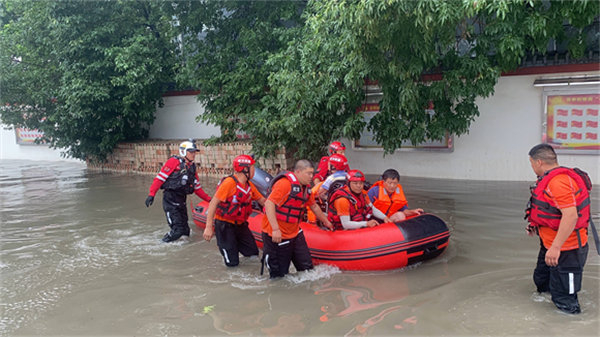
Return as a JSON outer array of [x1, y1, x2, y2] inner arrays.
[[0, 0, 176, 160], [265, 0, 599, 157], [173, 0, 305, 158]]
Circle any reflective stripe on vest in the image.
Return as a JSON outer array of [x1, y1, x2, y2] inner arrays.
[[327, 185, 372, 230], [215, 175, 253, 224], [271, 171, 310, 224], [161, 156, 196, 194], [527, 167, 591, 230]]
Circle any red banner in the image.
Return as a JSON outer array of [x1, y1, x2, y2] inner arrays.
[[545, 93, 599, 151]]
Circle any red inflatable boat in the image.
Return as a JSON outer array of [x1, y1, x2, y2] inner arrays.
[[191, 200, 450, 271]]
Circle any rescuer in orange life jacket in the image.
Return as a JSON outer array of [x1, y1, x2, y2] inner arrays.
[[327, 169, 384, 230], [314, 141, 346, 184], [368, 169, 423, 223], [203, 155, 266, 267], [525, 143, 593, 314], [145, 140, 212, 242], [262, 159, 333, 278]]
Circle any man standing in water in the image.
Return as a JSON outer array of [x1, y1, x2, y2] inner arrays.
[[262, 160, 333, 278], [202, 155, 266, 267], [145, 140, 212, 242], [526, 143, 592, 314]]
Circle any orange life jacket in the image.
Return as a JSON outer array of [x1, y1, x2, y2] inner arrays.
[[271, 171, 310, 224], [215, 175, 253, 224], [370, 180, 408, 216], [327, 185, 372, 230], [526, 167, 591, 231]]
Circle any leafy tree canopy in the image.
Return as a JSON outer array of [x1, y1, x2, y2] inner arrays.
[[1, 0, 597, 161], [172, 0, 306, 158], [0, 0, 176, 160], [262, 0, 599, 157]]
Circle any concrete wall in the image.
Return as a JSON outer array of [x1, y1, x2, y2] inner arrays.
[[149, 94, 221, 140], [0, 123, 81, 163], [344, 72, 599, 182]]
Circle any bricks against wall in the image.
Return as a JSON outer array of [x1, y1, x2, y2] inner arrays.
[[86, 140, 294, 176]]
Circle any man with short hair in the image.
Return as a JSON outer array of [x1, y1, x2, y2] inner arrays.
[[368, 168, 423, 223], [526, 143, 591, 314], [262, 160, 333, 278], [145, 140, 211, 242]]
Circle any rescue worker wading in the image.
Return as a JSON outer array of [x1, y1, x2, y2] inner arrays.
[[525, 143, 592, 314], [203, 155, 266, 267], [145, 140, 212, 242], [262, 160, 333, 278]]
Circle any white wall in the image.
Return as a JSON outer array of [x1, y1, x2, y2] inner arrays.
[[345, 72, 599, 182], [0, 123, 82, 162], [149, 95, 221, 140]]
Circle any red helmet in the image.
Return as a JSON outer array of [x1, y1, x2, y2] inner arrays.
[[346, 169, 365, 182], [233, 154, 255, 172], [328, 141, 346, 155], [328, 153, 348, 171]]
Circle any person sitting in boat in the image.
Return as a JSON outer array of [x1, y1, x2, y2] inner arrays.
[[202, 155, 266, 267], [314, 141, 346, 184], [328, 170, 382, 230], [317, 153, 349, 202], [307, 153, 347, 223], [368, 169, 423, 223], [306, 179, 325, 224]]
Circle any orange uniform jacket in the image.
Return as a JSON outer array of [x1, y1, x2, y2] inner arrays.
[[262, 177, 316, 239]]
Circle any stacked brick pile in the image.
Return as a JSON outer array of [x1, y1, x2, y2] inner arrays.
[[87, 140, 294, 176]]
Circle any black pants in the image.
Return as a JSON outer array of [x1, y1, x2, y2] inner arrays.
[[162, 190, 190, 240], [214, 219, 259, 267], [533, 240, 588, 314], [262, 230, 313, 278]]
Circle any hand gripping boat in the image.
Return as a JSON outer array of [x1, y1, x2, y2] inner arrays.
[[192, 168, 450, 271]]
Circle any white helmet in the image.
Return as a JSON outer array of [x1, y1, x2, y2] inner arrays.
[[179, 140, 199, 156]]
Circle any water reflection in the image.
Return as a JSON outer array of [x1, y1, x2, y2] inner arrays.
[[0, 160, 598, 336]]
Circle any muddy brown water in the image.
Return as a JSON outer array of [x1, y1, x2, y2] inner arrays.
[[1, 160, 598, 336]]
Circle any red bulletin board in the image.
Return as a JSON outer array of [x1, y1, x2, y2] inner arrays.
[[544, 92, 599, 154], [15, 127, 45, 145]]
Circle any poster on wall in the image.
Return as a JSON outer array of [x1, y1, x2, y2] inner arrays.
[[15, 128, 46, 145], [354, 103, 453, 151], [544, 92, 600, 154]]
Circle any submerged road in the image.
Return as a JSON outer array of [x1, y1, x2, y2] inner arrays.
[[0, 159, 598, 336]]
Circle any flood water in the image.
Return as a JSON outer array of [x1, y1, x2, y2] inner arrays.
[[1, 159, 598, 336]]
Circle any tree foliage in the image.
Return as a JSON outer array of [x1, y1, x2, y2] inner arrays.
[[264, 0, 599, 156], [0, 0, 597, 161], [0, 0, 176, 160], [172, 0, 305, 158]]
